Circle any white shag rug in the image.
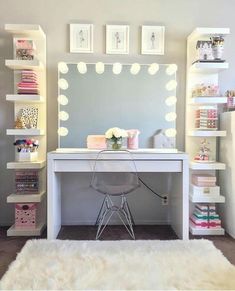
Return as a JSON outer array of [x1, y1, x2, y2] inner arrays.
[[1, 239, 235, 290]]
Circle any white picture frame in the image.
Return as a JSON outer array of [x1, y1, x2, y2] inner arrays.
[[70, 24, 93, 53], [106, 25, 129, 54], [141, 25, 165, 55]]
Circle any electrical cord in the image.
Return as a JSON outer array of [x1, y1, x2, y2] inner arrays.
[[138, 176, 168, 202]]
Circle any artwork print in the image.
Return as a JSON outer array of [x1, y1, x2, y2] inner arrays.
[[70, 24, 93, 53], [141, 26, 165, 55], [106, 25, 129, 54]]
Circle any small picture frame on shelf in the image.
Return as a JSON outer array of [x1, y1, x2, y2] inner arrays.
[[13, 38, 36, 60], [106, 25, 129, 54], [70, 24, 93, 53], [141, 25, 165, 55]]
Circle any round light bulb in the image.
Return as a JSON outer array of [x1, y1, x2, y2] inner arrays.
[[165, 128, 177, 137], [166, 80, 177, 91], [58, 62, 69, 74], [166, 64, 178, 76], [59, 111, 69, 121], [58, 78, 69, 90], [165, 96, 177, 106], [148, 63, 159, 75], [58, 127, 68, 136], [130, 63, 141, 75], [96, 62, 105, 74], [113, 63, 122, 75], [165, 112, 177, 122], [57, 95, 69, 106], [77, 62, 87, 74]]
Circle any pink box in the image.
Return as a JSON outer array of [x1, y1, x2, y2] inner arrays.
[[15, 203, 36, 228], [192, 174, 216, 187], [87, 135, 107, 149]]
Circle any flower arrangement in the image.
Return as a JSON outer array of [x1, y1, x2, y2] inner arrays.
[[105, 127, 127, 150], [14, 139, 39, 153]]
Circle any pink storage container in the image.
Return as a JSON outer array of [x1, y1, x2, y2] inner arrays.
[[192, 174, 216, 187], [87, 135, 107, 149], [127, 130, 140, 149], [15, 203, 36, 228]]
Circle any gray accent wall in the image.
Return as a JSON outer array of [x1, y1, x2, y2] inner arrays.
[[0, 0, 235, 226]]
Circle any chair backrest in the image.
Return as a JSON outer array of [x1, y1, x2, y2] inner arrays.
[[90, 149, 140, 195]]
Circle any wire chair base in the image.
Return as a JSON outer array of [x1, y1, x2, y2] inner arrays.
[[95, 194, 135, 240]]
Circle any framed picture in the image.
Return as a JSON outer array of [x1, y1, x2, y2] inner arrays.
[[106, 25, 129, 54], [141, 26, 165, 55], [70, 24, 93, 53]]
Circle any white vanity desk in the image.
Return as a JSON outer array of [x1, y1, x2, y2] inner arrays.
[[47, 148, 189, 240]]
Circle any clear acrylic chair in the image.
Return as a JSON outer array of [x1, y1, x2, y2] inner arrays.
[[90, 149, 140, 240]]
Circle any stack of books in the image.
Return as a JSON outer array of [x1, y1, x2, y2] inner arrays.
[[192, 174, 217, 187], [190, 203, 222, 229], [17, 70, 40, 95], [15, 170, 39, 194]]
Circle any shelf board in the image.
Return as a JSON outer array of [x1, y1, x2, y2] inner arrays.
[[190, 62, 229, 73], [7, 160, 46, 169], [5, 24, 45, 38], [190, 162, 226, 170], [7, 222, 45, 237], [188, 130, 226, 137], [5, 59, 44, 70], [189, 223, 225, 236], [7, 191, 46, 203], [6, 129, 44, 136], [188, 27, 230, 40], [6, 94, 44, 103], [189, 97, 227, 105], [189, 193, 225, 203]]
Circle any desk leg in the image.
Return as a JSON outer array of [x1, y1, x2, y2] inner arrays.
[[169, 159, 189, 240], [47, 159, 61, 239]]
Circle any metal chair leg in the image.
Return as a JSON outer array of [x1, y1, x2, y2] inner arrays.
[[95, 196, 106, 226], [95, 194, 135, 240], [126, 199, 135, 226]]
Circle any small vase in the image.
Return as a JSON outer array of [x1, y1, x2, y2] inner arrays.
[[107, 138, 122, 150]]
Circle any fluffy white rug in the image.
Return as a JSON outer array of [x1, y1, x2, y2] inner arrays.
[[1, 239, 235, 290]]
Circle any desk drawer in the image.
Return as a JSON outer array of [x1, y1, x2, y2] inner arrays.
[[54, 160, 182, 173]]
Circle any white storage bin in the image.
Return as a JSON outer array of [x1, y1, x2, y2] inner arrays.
[[16, 151, 38, 162], [190, 184, 220, 196]]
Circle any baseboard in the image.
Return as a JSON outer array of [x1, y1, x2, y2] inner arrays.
[[1, 220, 170, 227], [61, 219, 170, 225]]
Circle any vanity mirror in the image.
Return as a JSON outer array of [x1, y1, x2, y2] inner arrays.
[[58, 62, 177, 148]]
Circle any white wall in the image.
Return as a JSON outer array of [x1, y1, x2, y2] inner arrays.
[[0, 0, 235, 225]]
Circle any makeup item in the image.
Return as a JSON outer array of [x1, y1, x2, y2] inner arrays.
[[127, 129, 140, 149]]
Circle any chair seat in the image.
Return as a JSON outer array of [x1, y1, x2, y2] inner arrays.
[[94, 183, 138, 195]]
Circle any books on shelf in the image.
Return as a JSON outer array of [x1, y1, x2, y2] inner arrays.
[[192, 174, 216, 187], [17, 70, 40, 95]]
